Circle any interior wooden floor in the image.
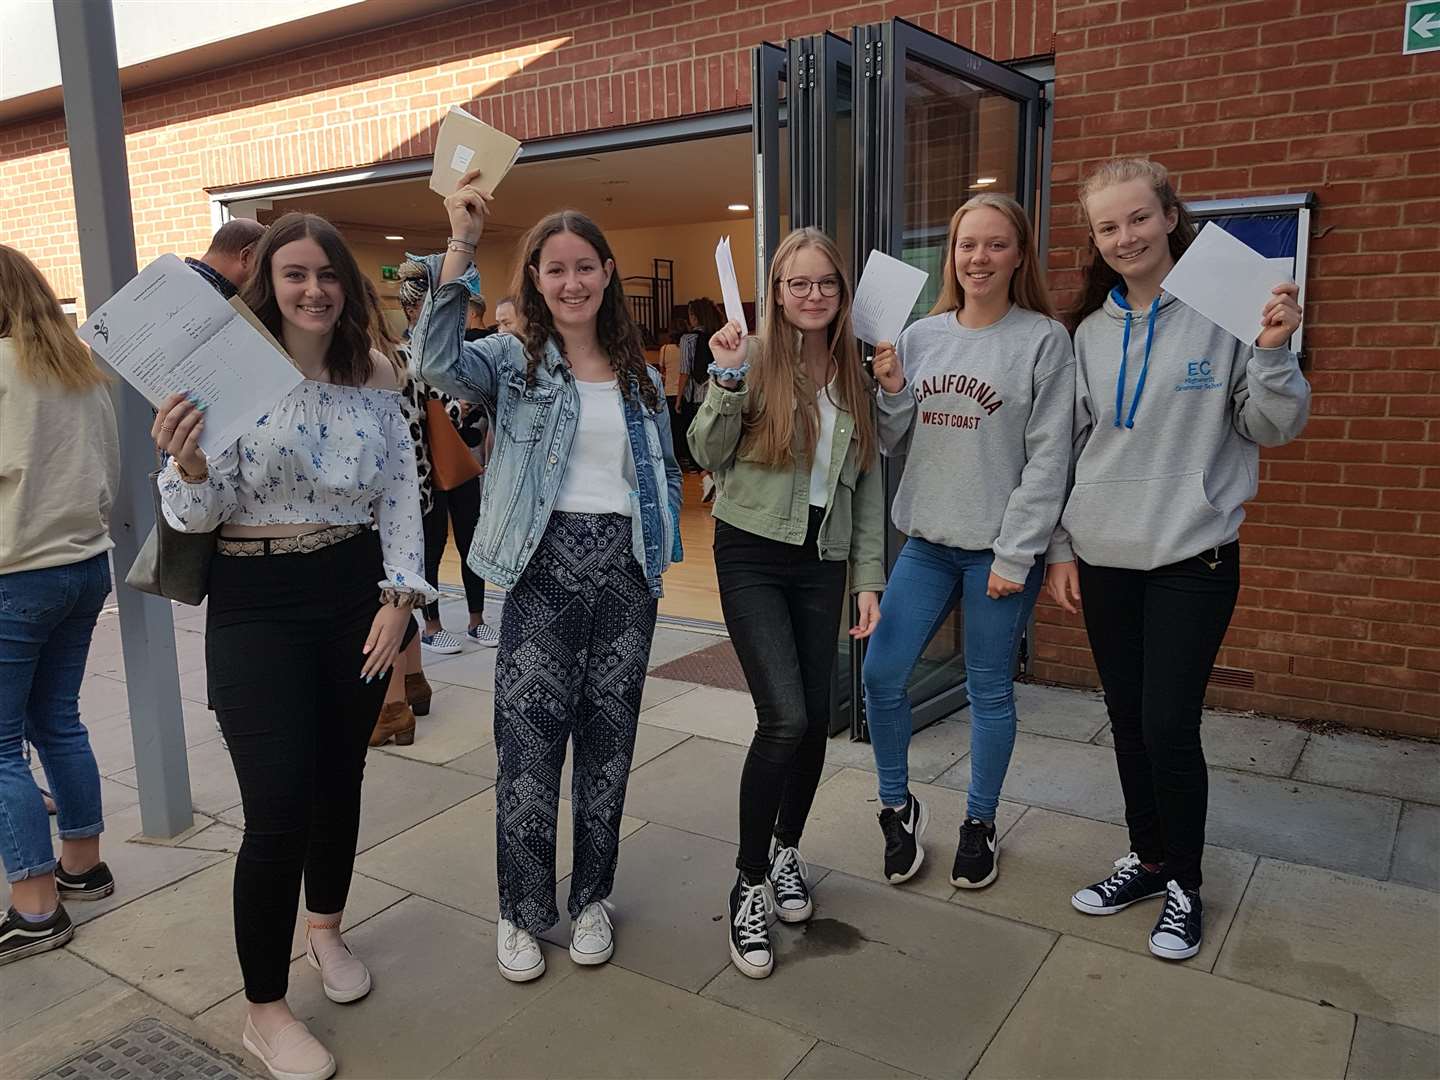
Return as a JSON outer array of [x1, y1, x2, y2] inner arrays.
[[437, 471, 724, 625]]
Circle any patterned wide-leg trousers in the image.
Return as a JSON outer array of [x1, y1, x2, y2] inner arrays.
[[494, 511, 659, 933]]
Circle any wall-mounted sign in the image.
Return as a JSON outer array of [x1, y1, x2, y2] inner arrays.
[[380, 265, 399, 281], [1405, 0, 1440, 55]]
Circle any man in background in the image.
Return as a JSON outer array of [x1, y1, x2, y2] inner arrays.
[[463, 291, 496, 342], [493, 296, 522, 337], [186, 219, 265, 298]]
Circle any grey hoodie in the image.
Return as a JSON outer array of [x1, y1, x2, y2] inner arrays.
[[1048, 289, 1311, 571], [878, 305, 1075, 584]]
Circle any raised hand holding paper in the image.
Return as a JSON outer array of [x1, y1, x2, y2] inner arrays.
[[1160, 222, 1294, 346], [714, 236, 748, 334], [78, 254, 303, 458], [429, 106, 522, 197], [850, 250, 929, 346]]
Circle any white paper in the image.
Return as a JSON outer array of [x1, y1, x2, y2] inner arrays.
[[449, 143, 476, 173], [714, 236, 748, 335], [78, 254, 303, 458], [1160, 222, 1294, 345], [850, 250, 929, 346]]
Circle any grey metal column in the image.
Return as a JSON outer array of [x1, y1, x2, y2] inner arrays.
[[53, 0, 193, 837]]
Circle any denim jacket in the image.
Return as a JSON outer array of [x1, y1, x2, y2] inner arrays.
[[409, 255, 683, 598]]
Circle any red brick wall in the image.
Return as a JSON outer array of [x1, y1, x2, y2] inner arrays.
[[0, 0, 1434, 734]]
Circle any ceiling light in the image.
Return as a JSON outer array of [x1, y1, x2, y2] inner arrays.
[[385, 234, 405, 240], [971, 177, 997, 188], [727, 203, 750, 212]]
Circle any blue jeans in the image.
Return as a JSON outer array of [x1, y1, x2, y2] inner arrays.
[[0, 553, 110, 883], [861, 539, 1042, 821]]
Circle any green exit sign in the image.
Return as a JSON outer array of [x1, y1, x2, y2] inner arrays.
[[1405, 0, 1440, 54], [380, 265, 399, 282]]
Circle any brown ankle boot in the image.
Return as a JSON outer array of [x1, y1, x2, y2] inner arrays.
[[369, 702, 416, 747], [405, 672, 433, 717]]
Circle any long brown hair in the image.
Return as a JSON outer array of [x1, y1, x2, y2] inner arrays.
[[931, 194, 1056, 320], [743, 228, 876, 471], [0, 245, 108, 390], [239, 212, 376, 386], [513, 210, 658, 411], [1068, 158, 1197, 328]]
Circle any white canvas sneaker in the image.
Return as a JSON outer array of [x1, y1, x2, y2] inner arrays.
[[496, 918, 545, 983]]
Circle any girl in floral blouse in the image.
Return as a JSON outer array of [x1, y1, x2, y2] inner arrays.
[[152, 212, 434, 1080]]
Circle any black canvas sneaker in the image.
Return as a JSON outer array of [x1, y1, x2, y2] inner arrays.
[[1070, 852, 1168, 915], [0, 905, 74, 966], [1149, 881, 1204, 960], [728, 876, 774, 979], [767, 842, 813, 923], [950, 817, 998, 889], [877, 793, 928, 884], [55, 860, 115, 902]]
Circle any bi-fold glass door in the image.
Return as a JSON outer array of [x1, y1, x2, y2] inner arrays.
[[751, 19, 1045, 740]]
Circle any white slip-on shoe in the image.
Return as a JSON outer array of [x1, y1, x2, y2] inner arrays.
[[242, 1016, 336, 1080]]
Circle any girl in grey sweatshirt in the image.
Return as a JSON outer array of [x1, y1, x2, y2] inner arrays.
[[861, 193, 1074, 893], [1054, 158, 1309, 965]]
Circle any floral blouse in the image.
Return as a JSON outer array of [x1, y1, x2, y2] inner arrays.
[[157, 379, 437, 601]]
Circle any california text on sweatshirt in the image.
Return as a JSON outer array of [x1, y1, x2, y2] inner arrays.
[[877, 305, 1075, 584], [1048, 289, 1311, 571]]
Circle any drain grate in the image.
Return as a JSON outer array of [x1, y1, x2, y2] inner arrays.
[[648, 639, 750, 693], [36, 1018, 254, 1080]]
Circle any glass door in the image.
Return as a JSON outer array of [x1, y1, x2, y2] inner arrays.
[[850, 19, 1045, 739]]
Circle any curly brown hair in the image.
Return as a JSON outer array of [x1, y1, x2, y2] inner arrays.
[[512, 210, 658, 411]]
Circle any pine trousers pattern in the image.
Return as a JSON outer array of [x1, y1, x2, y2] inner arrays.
[[494, 511, 658, 933]]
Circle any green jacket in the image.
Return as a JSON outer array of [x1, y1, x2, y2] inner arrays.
[[688, 375, 887, 595]]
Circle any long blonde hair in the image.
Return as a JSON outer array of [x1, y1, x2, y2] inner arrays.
[[931, 193, 1056, 320], [0, 245, 108, 390], [743, 228, 876, 471]]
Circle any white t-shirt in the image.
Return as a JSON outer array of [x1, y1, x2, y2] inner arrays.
[[554, 378, 633, 516], [808, 382, 839, 508]]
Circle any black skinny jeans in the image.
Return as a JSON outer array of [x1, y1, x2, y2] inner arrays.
[[716, 510, 848, 880], [1078, 541, 1240, 892], [207, 531, 390, 1003], [422, 476, 485, 622]]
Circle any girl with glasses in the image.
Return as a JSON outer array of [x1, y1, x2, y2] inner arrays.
[[690, 227, 884, 980]]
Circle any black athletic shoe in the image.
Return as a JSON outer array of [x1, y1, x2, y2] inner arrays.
[[1071, 852, 1168, 915], [767, 842, 813, 923], [1149, 881, 1204, 960], [950, 817, 998, 889], [0, 905, 74, 966], [55, 860, 115, 902], [877, 793, 928, 884], [728, 877, 773, 979]]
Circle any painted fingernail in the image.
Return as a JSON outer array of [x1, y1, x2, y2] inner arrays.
[[365, 675, 373, 684]]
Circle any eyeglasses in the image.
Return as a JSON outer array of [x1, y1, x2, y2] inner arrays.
[[783, 276, 842, 299]]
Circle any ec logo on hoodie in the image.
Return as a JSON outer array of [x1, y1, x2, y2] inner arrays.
[[1176, 359, 1221, 393]]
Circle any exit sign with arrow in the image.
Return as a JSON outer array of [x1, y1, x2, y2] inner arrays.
[[1406, 0, 1440, 55]]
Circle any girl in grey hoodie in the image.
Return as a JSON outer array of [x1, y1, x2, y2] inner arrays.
[[1049, 159, 1309, 962]]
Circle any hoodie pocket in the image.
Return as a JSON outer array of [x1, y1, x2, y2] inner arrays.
[[1062, 470, 1223, 570]]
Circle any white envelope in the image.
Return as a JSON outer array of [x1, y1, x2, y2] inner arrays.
[[1160, 222, 1294, 345], [429, 106, 522, 197]]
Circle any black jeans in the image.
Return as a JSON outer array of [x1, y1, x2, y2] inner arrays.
[[207, 531, 390, 1003], [1078, 542, 1240, 892], [716, 510, 847, 880], [422, 476, 485, 622]]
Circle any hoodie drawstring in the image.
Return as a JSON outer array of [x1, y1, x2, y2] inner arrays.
[[1113, 293, 1161, 429]]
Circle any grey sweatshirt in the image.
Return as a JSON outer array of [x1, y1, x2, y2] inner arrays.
[[1048, 290, 1311, 571], [877, 306, 1076, 584]]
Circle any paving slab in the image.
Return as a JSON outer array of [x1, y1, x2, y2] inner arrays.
[[110, 734, 240, 816], [1216, 859, 1440, 1033], [973, 935, 1353, 1080], [639, 684, 758, 746], [1205, 769, 1401, 879], [937, 730, 1127, 823], [796, 767, 1025, 901], [1391, 802, 1440, 892], [383, 682, 494, 765], [1346, 1018, 1440, 1080], [822, 717, 971, 784], [543, 823, 778, 992], [704, 871, 1054, 1079], [198, 895, 568, 1079], [352, 751, 490, 853], [1094, 707, 1311, 776], [1294, 732, 1440, 805], [640, 676, 702, 712], [1014, 682, 1112, 742], [87, 625, 210, 679], [83, 697, 223, 779], [0, 949, 110, 1045], [788, 1042, 920, 1079], [622, 735, 745, 844], [74, 674, 134, 725], [175, 819, 245, 854], [645, 626, 724, 669], [355, 789, 643, 923], [948, 807, 1256, 972], [440, 963, 813, 1079], [419, 645, 498, 691], [67, 859, 405, 1016]]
